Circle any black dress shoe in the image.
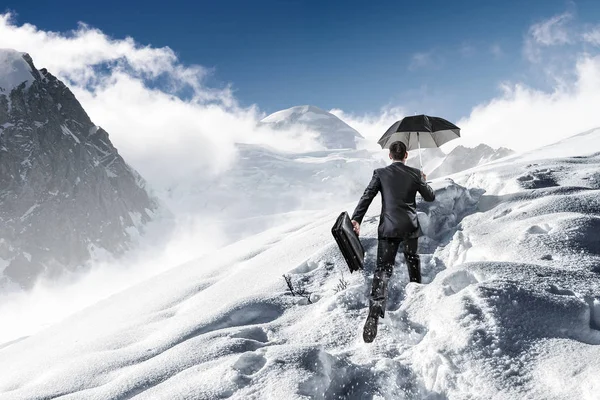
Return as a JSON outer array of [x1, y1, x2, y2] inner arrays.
[[363, 307, 380, 343]]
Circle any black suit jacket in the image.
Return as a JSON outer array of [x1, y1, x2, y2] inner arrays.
[[351, 162, 435, 239]]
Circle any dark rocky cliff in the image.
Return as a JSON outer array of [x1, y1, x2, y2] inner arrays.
[[0, 50, 159, 288]]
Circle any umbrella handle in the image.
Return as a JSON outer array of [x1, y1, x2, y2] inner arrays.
[[417, 132, 423, 170]]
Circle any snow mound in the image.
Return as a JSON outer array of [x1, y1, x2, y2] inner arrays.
[[260, 105, 363, 149], [0, 49, 35, 92]]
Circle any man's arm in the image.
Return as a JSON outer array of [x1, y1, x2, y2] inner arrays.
[[351, 170, 381, 233], [416, 171, 435, 202]]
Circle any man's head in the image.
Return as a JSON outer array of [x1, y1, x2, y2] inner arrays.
[[389, 141, 408, 162]]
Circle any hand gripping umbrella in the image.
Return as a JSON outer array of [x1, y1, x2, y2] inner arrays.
[[377, 115, 460, 170]]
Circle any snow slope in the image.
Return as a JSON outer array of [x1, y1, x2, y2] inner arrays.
[[1, 129, 599, 399]]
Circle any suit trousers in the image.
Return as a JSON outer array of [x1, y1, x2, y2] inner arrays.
[[370, 237, 420, 317]]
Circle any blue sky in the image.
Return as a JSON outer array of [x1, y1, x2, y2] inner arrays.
[[3, 0, 600, 120]]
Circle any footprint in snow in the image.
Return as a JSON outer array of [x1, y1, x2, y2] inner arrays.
[[231, 327, 269, 343], [525, 224, 551, 235], [493, 208, 512, 219], [232, 352, 267, 376], [290, 259, 320, 274], [547, 284, 577, 297], [516, 169, 559, 189], [442, 270, 480, 296]]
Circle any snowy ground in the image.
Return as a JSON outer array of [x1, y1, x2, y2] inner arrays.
[[1, 129, 599, 399]]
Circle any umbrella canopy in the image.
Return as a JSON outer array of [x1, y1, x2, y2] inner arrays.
[[378, 114, 460, 150]]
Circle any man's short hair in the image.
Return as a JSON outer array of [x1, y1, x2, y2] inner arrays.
[[389, 141, 407, 160]]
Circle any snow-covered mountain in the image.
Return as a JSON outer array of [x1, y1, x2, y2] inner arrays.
[[429, 144, 514, 179], [405, 147, 446, 173], [259, 105, 510, 180], [1, 127, 599, 399], [0, 49, 159, 289], [405, 144, 513, 179], [260, 105, 363, 149]]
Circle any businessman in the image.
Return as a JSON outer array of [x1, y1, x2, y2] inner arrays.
[[351, 140, 435, 343]]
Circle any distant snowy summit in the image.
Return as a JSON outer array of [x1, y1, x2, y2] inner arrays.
[[260, 105, 363, 149], [429, 144, 514, 179], [0, 49, 160, 289], [406, 144, 514, 178]]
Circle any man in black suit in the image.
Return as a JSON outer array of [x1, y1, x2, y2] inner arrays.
[[351, 141, 435, 343]]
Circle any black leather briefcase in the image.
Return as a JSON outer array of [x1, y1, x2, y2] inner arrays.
[[331, 211, 365, 273]]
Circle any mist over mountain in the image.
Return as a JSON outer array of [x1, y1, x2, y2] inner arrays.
[[162, 143, 386, 243], [0, 49, 159, 289]]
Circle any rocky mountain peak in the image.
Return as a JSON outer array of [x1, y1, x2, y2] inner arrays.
[[0, 49, 38, 93], [0, 49, 160, 289]]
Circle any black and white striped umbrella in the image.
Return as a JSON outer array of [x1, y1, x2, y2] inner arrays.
[[378, 115, 460, 169]]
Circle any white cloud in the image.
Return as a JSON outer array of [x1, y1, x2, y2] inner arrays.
[[457, 54, 600, 151], [582, 26, 600, 45], [490, 44, 503, 58], [524, 12, 574, 62], [329, 106, 406, 147], [459, 43, 475, 58], [522, 11, 600, 63], [0, 15, 209, 93], [72, 73, 321, 188], [452, 12, 600, 152], [530, 12, 574, 46], [336, 13, 600, 154], [0, 12, 322, 190], [408, 51, 434, 71], [525, 12, 600, 51]]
